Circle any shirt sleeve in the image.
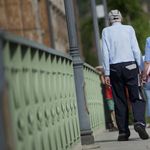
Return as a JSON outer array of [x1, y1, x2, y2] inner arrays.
[[145, 37, 150, 61], [102, 29, 110, 75], [130, 27, 144, 71]]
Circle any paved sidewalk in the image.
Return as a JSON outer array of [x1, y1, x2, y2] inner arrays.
[[82, 126, 150, 150]]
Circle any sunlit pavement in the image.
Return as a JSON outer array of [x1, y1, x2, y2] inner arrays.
[[82, 125, 150, 150]]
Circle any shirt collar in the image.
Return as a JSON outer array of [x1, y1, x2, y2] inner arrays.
[[112, 22, 122, 26]]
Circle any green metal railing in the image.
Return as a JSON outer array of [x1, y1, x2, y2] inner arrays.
[[1, 32, 105, 150], [2, 32, 80, 150], [83, 63, 105, 131]]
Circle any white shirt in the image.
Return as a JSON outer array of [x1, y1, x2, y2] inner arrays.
[[102, 22, 144, 75]]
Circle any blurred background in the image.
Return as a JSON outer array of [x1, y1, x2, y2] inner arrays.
[[77, 0, 150, 66], [1, 0, 150, 65], [0, 0, 150, 125]]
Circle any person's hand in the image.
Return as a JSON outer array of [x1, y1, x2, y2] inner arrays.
[[141, 72, 148, 84], [141, 75, 147, 84], [105, 76, 111, 87]]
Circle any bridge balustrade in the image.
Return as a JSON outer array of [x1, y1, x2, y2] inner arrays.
[[83, 63, 105, 132], [1, 32, 105, 150]]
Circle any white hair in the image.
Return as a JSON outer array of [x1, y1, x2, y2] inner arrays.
[[109, 19, 122, 24]]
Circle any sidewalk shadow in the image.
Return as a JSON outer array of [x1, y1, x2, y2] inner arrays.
[[94, 137, 141, 143]]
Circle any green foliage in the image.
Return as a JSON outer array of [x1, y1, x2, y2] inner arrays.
[[77, 0, 99, 66], [81, 17, 98, 66], [77, 0, 150, 66], [76, 0, 89, 19], [77, 0, 106, 67]]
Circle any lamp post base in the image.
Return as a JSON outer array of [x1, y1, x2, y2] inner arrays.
[[81, 135, 94, 145]]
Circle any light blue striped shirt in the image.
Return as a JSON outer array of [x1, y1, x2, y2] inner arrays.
[[102, 22, 144, 75], [145, 37, 150, 61]]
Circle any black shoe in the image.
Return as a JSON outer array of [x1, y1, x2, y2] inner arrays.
[[112, 127, 118, 131], [134, 124, 149, 140], [118, 133, 130, 141]]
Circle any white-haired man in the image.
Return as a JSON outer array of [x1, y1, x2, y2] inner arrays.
[[102, 9, 149, 141]]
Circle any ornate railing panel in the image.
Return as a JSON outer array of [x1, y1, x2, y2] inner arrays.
[[2, 32, 80, 150], [83, 63, 105, 131]]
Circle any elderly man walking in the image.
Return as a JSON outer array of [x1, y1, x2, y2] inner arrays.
[[102, 9, 149, 141]]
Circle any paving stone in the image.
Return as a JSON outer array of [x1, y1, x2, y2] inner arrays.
[[84, 125, 150, 150]]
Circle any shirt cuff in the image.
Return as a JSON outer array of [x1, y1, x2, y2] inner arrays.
[[140, 66, 144, 72], [104, 70, 110, 76]]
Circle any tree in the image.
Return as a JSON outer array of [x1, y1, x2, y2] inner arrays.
[[77, 0, 99, 66], [77, 0, 150, 65]]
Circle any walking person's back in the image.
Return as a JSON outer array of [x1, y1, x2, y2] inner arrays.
[[102, 9, 149, 141], [103, 24, 139, 65]]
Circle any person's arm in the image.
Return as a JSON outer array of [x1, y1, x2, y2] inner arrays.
[[105, 76, 111, 87], [130, 27, 144, 72], [142, 61, 150, 84], [142, 38, 150, 84], [100, 74, 105, 84], [95, 66, 103, 70], [102, 29, 110, 76], [143, 61, 150, 76], [102, 29, 111, 86], [95, 66, 104, 74], [95, 66, 105, 84]]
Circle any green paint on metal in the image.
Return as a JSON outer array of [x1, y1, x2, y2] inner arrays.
[[2, 32, 105, 150], [2, 32, 80, 150], [83, 63, 105, 131]]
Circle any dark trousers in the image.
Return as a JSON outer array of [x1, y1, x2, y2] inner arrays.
[[110, 61, 146, 134]]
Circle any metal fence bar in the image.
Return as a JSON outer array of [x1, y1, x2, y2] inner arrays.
[[2, 32, 81, 150], [83, 63, 105, 131], [3, 32, 72, 61], [64, 0, 94, 145], [2, 30, 106, 149]]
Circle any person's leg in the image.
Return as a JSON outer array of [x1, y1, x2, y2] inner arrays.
[[143, 82, 150, 127], [110, 64, 130, 136], [149, 117, 150, 127], [123, 63, 146, 126], [107, 98, 118, 129], [110, 110, 118, 129], [123, 62, 148, 139]]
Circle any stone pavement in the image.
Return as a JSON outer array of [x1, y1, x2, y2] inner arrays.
[[82, 126, 150, 150]]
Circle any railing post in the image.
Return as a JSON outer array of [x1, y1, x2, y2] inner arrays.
[[63, 0, 94, 145], [0, 30, 7, 150], [90, 0, 114, 130]]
